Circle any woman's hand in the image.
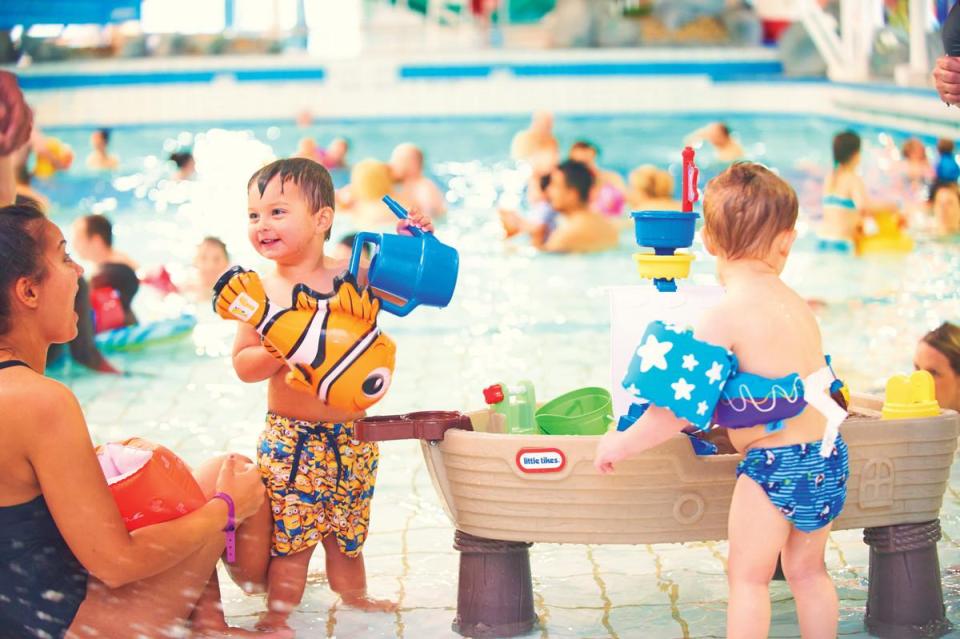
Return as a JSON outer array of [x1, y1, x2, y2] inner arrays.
[[934, 56, 960, 106], [593, 429, 628, 474], [397, 206, 435, 235], [215, 455, 266, 522], [0, 71, 32, 156]]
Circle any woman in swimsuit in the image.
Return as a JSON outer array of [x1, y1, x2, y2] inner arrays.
[[0, 147, 289, 639]]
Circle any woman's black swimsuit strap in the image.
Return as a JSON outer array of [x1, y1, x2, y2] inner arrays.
[[0, 359, 28, 371]]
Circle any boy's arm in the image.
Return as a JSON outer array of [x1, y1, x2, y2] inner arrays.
[[232, 323, 284, 383]]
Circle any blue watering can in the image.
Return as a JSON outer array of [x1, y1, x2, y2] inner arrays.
[[347, 196, 459, 317]]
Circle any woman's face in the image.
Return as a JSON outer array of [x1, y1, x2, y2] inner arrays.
[[915, 341, 960, 412], [36, 221, 84, 344]]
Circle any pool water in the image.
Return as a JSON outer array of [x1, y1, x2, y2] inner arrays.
[[39, 113, 960, 637]]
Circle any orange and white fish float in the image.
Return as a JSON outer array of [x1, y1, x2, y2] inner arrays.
[[212, 267, 396, 412]]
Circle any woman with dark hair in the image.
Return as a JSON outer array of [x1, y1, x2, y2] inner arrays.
[[916, 322, 960, 412], [0, 204, 285, 638]]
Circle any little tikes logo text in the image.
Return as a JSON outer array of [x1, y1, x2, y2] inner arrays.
[[515, 448, 566, 473]]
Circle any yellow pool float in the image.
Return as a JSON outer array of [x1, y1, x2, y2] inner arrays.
[[855, 210, 914, 255]]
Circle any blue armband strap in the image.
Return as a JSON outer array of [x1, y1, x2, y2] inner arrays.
[[621, 321, 736, 432]]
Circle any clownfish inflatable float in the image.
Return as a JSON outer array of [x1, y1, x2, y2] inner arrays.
[[212, 267, 396, 412], [97, 438, 206, 531]]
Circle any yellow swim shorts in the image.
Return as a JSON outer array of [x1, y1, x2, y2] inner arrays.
[[257, 412, 379, 557]]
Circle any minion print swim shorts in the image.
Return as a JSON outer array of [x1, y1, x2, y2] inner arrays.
[[258, 412, 379, 557]]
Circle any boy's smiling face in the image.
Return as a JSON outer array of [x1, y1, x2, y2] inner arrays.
[[247, 175, 329, 263]]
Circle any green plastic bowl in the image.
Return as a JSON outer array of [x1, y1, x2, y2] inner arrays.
[[535, 387, 613, 436]]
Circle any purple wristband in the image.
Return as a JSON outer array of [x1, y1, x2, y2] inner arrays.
[[212, 492, 236, 563]]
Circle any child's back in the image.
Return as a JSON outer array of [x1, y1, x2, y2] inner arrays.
[[705, 272, 828, 453]]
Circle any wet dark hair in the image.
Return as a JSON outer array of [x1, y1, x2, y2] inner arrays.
[[0, 204, 48, 336], [570, 140, 598, 155], [95, 128, 111, 144], [556, 159, 595, 204], [924, 322, 960, 376], [938, 138, 955, 155], [170, 151, 194, 169], [539, 172, 552, 192], [717, 123, 731, 138], [248, 158, 335, 212], [81, 214, 113, 248], [200, 236, 228, 259], [833, 130, 861, 165], [248, 158, 335, 240]]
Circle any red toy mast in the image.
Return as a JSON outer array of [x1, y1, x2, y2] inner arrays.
[[681, 146, 699, 214]]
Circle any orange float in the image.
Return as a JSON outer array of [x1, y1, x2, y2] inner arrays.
[[97, 438, 206, 531]]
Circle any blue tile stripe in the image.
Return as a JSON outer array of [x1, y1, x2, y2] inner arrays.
[[17, 67, 325, 90], [398, 60, 784, 80]]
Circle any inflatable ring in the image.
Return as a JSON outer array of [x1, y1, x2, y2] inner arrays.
[[97, 438, 206, 531], [855, 210, 914, 255], [94, 315, 197, 352]]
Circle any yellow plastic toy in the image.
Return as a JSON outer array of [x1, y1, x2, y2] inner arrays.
[[33, 138, 74, 179], [881, 370, 940, 420], [213, 266, 396, 412], [855, 210, 914, 255], [632, 253, 694, 281]]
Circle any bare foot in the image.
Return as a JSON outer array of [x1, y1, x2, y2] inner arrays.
[[255, 611, 293, 634], [192, 622, 294, 639], [339, 592, 398, 612]]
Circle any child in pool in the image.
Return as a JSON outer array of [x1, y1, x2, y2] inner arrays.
[[232, 158, 433, 632], [595, 162, 849, 639]]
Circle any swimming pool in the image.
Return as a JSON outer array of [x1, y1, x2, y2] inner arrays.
[[40, 112, 960, 637]]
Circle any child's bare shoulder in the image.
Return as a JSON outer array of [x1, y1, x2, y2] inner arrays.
[[694, 302, 738, 349]]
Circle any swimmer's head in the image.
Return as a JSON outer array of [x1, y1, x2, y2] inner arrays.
[[702, 162, 798, 268], [326, 138, 350, 165], [937, 138, 955, 155], [170, 151, 195, 178], [0, 204, 83, 342], [390, 143, 424, 181], [569, 141, 598, 167], [833, 130, 861, 167], [902, 138, 926, 162], [916, 322, 960, 411], [247, 158, 335, 261], [195, 237, 230, 285], [91, 128, 111, 152], [707, 123, 732, 146], [72, 214, 113, 262], [629, 165, 674, 199], [350, 159, 394, 202], [547, 160, 594, 213]]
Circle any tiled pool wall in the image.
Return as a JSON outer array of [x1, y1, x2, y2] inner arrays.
[[10, 48, 959, 138]]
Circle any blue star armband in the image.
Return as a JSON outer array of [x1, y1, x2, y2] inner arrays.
[[621, 321, 737, 432]]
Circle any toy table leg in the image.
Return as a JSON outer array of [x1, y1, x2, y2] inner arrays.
[[452, 530, 536, 638], [863, 520, 952, 638]]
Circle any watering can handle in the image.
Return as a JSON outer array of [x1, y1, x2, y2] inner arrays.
[[382, 195, 430, 239], [348, 232, 380, 278]]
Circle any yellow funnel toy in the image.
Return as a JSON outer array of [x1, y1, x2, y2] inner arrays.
[[881, 371, 940, 420]]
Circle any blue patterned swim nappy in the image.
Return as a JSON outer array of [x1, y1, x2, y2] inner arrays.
[[736, 436, 849, 532]]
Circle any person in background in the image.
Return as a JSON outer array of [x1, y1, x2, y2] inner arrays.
[[86, 128, 119, 171], [930, 181, 960, 236], [915, 322, 960, 412], [390, 142, 446, 218], [296, 137, 349, 171], [539, 160, 619, 253], [511, 111, 559, 163], [627, 165, 680, 212], [568, 140, 626, 217], [685, 122, 745, 163], [499, 172, 558, 247], [170, 151, 196, 181], [186, 236, 231, 302], [72, 215, 140, 327], [935, 139, 960, 184], [337, 159, 397, 229]]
